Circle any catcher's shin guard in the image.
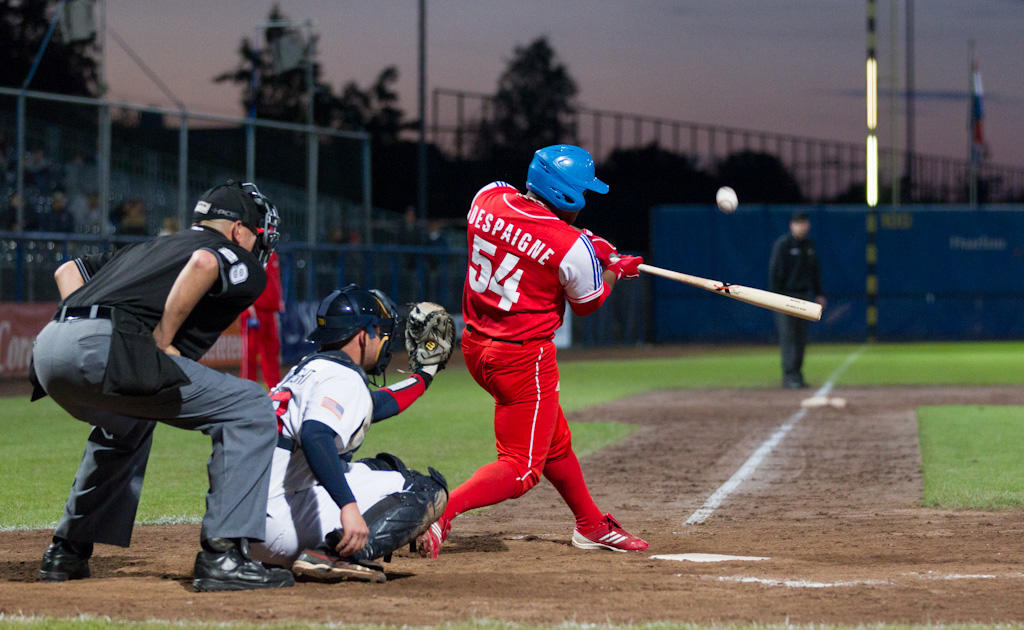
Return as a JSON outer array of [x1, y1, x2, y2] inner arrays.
[[341, 468, 448, 563], [358, 452, 412, 475], [358, 453, 448, 522]]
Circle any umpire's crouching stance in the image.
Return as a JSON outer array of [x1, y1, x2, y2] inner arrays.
[[30, 180, 294, 592]]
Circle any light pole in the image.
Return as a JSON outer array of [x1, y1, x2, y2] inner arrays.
[[258, 19, 317, 244], [865, 0, 879, 208], [245, 44, 260, 183], [865, 0, 879, 341], [96, 0, 110, 237], [417, 0, 427, 220], [16, 0, 72, 233]]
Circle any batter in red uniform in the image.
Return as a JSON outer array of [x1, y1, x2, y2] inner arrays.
[[240, 250, 283, 388], [418, 144, 648, 557]]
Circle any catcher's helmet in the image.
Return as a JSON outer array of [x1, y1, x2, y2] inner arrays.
[[525, 144, 609, 213], [192, 179, 281, 265], [307, 284, 398, 375]]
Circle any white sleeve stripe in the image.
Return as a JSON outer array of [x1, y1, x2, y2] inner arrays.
[[74, 259, 90, 283], [578, 235, 601, 287], [471, 181, 512, 207], [567, 285, 604, 303], [386, 376, 419, 392], [559, 238, 605, 302]]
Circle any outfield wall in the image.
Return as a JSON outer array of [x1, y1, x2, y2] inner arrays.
[[650, 204, 1024, 342]]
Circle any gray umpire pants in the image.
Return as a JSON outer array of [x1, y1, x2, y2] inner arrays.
[[32, 317, 276, 548], [775, 311, 809, 385]]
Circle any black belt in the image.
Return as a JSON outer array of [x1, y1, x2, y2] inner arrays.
[[277, 434, 295, 451], [54, 305, 114, 322], [464, 324, 523, 345]]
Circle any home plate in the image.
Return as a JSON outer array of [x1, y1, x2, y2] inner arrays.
[[651, 553, 770, 563], [801, 396, 847, 409]]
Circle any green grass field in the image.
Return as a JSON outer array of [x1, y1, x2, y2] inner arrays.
[[2, 341, 1023, 529], [0, 342, 1019, 528], [919, 405, 1024, 509]]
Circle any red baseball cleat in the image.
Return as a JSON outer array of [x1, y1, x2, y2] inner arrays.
[[416, 521, 448, 559], [571, 514, 648, 552]]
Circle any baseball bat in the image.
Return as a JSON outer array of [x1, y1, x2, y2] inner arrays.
[[638, 263, 822, 321]]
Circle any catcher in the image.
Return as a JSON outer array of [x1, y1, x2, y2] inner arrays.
[[249, 285, 455, 582]]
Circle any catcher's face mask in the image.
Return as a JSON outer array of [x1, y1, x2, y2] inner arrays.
[[243, 182, 281, 267], [366, 289, 398, 378], [308, 285, 398, 382], [193, 180, 280, 267]]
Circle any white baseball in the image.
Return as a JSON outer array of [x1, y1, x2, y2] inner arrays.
[[715, 186, 738, 214]]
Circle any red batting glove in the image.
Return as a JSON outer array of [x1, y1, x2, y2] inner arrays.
[[607, 255, 643, 280], [582, 228, 618, 267]]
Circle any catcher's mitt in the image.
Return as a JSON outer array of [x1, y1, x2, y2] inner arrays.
[[404, 302, 456, 372]]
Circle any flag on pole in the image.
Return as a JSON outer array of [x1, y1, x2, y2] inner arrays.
[[970, 59, 985, 164]]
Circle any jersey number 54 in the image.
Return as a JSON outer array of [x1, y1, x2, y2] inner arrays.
[[468, 234, 523, 311]]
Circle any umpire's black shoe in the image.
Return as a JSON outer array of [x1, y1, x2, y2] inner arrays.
[[39, 537, 93, 582], [192, 538, 294, 592]]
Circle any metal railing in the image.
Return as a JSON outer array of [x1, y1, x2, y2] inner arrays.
[[0, 231, 649, 347], [430, 87, 1024, 204]]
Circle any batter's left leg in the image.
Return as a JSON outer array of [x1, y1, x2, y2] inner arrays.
[[542, 405, 603, 532]]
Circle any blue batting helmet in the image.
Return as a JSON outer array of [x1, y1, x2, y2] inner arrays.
[[525, 144, 609, 213]]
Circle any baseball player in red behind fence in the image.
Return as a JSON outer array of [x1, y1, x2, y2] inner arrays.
[[240, 250, 283, 389], [416, 144, 648, 557]]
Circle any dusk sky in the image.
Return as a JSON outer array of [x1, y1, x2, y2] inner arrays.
[[102, 1, 1024, 167]]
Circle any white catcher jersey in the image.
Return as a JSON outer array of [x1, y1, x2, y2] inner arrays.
[[269, 358, 373, 497]]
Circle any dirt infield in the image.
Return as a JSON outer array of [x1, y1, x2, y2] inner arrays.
[[3, 382, 1023, 625]]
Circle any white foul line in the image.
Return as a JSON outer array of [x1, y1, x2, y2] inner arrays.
[[684, 346, 865, 526]]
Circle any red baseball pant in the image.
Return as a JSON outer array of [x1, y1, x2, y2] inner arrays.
[[440, 328, 602, 531], [240, 310, 281, 389]]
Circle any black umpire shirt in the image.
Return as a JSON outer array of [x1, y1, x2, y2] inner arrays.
[[769, 233, 822, 299], [64, 225, 267, 361]]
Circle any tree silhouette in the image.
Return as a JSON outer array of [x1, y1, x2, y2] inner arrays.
[[334, 65, 408, 146], [475, 37, 578, 164], [215, 4, 408, 146], [213, 5, 333, 127], [0, 0, 98, 95], [716, 151, 804, 203], [584, 144, 718, 251]]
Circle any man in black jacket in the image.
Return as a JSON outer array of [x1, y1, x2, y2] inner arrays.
[[31, 180, 293, 592], [769, 211, 826, 388]]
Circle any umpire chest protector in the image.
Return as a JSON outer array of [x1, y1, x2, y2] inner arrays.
[[66, 225, 268, 361]]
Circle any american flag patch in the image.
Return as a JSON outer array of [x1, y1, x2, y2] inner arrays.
[[320, 396, 345, 419]]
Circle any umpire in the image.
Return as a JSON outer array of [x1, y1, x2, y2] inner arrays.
[[30, 180, 294, 592], [769, 211, 826, 389]]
